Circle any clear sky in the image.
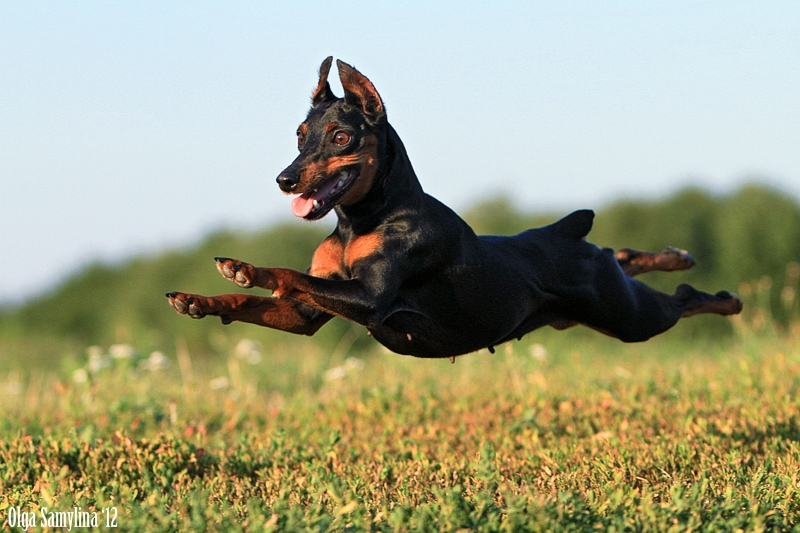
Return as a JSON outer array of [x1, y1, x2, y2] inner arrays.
[[1, 2, 798, 304]]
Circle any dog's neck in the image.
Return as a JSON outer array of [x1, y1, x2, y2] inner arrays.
[[335, 123, 424, 233]]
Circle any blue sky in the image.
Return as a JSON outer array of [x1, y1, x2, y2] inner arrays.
[[1, 2, 798, 304]]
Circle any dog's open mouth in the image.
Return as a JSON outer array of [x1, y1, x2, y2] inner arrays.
[[291, 169, 357, 220]]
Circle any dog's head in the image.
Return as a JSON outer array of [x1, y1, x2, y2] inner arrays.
[[277, 57, 387, 220]]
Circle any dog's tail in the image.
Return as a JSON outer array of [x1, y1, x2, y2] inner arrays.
[[544, 209, 595, 240]]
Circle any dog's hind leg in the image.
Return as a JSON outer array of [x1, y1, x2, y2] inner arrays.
[[616, 247, 696, 277], [583, 280, 742, 342], [571, 247, 742, 342], [674, 284, 744, 318], [547, 246, 695, 334]]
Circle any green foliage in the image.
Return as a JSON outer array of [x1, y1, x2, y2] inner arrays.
[[2, 184, 800, 363], [2, 184, 799, 531], [1, 329, 799, 531]]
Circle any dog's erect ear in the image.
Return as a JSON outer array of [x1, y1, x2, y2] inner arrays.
[[337, 60, 386, 123], [311, 56, 337, 107]]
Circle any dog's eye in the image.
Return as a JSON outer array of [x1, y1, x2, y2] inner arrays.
[[333, 131, 350, 145], [297, 132, 305, 148]]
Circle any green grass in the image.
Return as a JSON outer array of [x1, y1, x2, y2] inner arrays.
[[1, 317, 800, 531]]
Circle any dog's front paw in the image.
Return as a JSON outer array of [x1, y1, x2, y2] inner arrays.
[[165, 292, 210, 318], [214, 257, 256, 288], [166, 292, 235, 324]]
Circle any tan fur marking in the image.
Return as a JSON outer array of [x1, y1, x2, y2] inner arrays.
[[340, 69, 384, 114], [311, 83, 326, 102], [617, 247, 695, 277], [325, 122, 338, 133], [345, 232, 383, 268], [310, 236, 344, 278], [299, 135, 379, 201], [302, 153, 362, 182], [339, 135, 379, 205]]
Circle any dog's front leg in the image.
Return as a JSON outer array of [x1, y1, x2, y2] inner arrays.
[[166, 291, 332, 335], [214, 257, 391, 327]]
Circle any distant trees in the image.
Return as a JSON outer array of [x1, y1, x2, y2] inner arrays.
[[2, 184, 799, 356]]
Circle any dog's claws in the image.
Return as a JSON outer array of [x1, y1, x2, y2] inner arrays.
[[406, 333, 412, 341], [221, 315, 232, 325], [449, 356, 455, 364], [215, 257, 236, 279], [488, 345, 495, 354], [215, 258, 254, 287], [664, 246, 696, 267]]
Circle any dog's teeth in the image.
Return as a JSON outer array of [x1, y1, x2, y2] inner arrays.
[[313, 199, 320, 209]]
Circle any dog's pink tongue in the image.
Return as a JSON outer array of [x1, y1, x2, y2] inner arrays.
[[291, 194, 315, 218], [290, 177, 340, 218]]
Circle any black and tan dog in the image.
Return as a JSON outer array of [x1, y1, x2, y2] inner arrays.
[[167, 57, 743, 359]]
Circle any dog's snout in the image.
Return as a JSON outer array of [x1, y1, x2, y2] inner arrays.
[[277, 172, 300, 192]]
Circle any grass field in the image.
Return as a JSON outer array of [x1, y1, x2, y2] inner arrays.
[[1, 311, 800, 531]]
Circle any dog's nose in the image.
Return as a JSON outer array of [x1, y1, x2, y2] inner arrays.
[[277, 172, 300, 192]]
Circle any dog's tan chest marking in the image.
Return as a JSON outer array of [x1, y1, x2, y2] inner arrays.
[[310, 236, 344, 278], [344, 232, 383, 268]]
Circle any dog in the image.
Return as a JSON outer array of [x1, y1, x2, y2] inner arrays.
[[166, 57, 743, 360]]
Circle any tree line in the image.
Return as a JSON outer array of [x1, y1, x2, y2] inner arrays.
[[2, 184, 798, 358]]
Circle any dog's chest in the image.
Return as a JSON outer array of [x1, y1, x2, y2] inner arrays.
[[309, 233, 384, 279]]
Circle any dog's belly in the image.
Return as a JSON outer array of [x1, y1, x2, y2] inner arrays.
[[369, 310, 484, 357], [369, 264, 547, 357]]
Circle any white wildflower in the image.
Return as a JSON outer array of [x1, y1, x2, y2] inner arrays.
[[344, 357, 365, 370], [88, 353, 112, 374], [109, 344, 135, 359], [5, 379, 23, 395], [529, 344, 548, 361], [324, 366, 348, 381], [140, 351, 170, 371], [234, 339, 262, 365], [87, 345, 104, 359]]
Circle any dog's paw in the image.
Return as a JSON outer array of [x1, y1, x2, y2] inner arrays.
[[661, 247, 696, 270], [166, 292, 234, 324], [717, 292, 744, 315], [165, 292, 209, 319], [214, 257, 256, 288]]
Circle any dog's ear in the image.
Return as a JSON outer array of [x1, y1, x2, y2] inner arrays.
[[311, 56, 337, 107], [337, 60, 386, 124]]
